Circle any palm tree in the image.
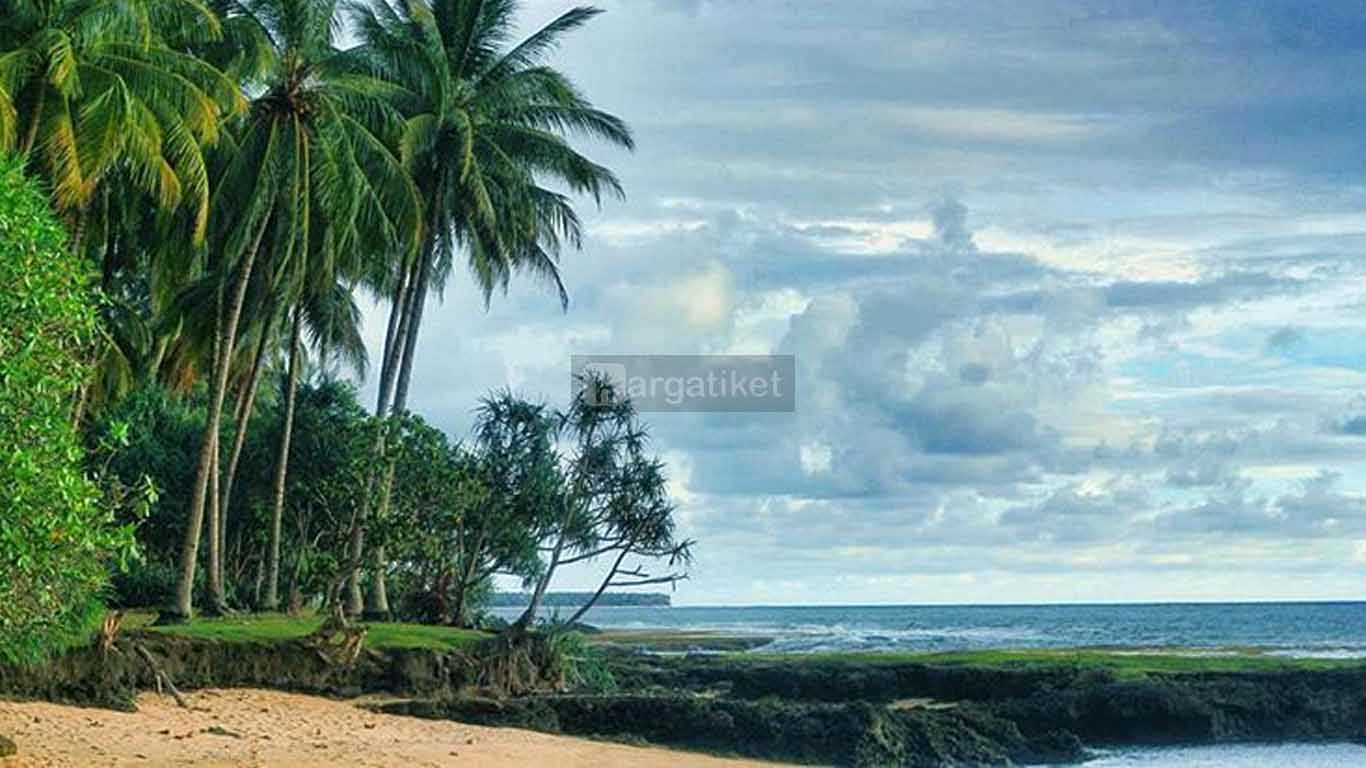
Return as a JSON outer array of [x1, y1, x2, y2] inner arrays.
[[168, 0, 419, 620], [1, 1, 247, 433], [347, 0, 633, 617], [0, 0, 244, 244], [263, 236, 369, 610]]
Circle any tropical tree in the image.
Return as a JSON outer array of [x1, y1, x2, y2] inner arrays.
[[271, 379, 374, 611], [514, 375, 690, 631], [452, 392, 559, 626], [169, 0, 420, 620], [347, 0, 634, 617], [0, 153, 138, 663], [0, 0, 243, 244], [392, 392, 558, 626], [263, 268, 368, 610]]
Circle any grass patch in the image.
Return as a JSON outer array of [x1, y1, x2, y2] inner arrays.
[[123, 611, 487, 652], [741, 647, 1366, 678]]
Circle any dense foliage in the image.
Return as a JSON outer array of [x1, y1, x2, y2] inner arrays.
[[0, 0, 687, 646], [0, 154, 136, 663]]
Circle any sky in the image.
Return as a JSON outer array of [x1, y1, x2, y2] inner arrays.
[[358, 0, 1366, 606]]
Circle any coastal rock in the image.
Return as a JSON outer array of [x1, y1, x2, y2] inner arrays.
[[611, 653, 1101, 703], [992, 670, 1366, 746], [0, 733, 16, 757], [374, 695, 1088, 766]]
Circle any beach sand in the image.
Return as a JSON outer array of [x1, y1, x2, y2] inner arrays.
[[0, 688, 777, 768]]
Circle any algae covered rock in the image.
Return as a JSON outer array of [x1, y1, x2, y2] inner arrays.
[[0, 733, 16, 757]]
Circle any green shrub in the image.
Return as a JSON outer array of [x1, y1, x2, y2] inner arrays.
[[549, 630, 617, 694], [0, 154, 136, 664]]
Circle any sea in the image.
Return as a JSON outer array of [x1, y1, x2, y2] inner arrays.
[[1055, 743, 1366, 766], [505, 601, 1366, 658]]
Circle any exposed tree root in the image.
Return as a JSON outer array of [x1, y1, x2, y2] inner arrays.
[[133, 643, 191, 709], [98, 610, 190, 709], [98, 611, 124, 655], [308, 603, 369, 667], [468, 632, 570, 697]]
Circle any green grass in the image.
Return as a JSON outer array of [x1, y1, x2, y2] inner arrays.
[[741, 647, 1366, 678], [109, 613, 1366, 678], [123, 611, 488, 652]]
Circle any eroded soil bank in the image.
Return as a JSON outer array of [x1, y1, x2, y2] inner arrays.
[[0, 632, 474, 710]]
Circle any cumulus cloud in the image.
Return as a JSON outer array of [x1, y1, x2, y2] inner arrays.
[[359, 0, 1366, 603]]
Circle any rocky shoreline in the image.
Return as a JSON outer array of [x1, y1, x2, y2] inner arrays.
[[5, 634, 1366, 766], [374, 652, 1366, 765]]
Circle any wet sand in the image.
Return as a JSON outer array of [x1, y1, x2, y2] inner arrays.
[[0, 688, 777, 768]]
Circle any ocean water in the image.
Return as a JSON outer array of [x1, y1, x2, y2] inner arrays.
[[1064, 743, 1366, 767], [501, 601, 1366, 657]]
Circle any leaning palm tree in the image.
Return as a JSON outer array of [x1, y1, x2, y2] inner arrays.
[[169, 0, 420, 620], [0, 0, 244, 244], [346, 0, 633, 617], [262, 225, 369, 611]]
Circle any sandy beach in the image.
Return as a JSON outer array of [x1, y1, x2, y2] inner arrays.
[[0, 689, 776, 768]]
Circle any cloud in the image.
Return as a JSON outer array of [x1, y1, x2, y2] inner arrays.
[[369, 0, 1366, 603], [1000, 481, 1148, 545], [1264, 325, 1306, 356]]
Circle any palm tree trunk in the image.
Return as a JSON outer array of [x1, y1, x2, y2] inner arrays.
[[19, 84, 44, 156], [264, 306, 303, 611], [451, 528, 487, 627], [361, 253, 433, 618], [378, 265, 409, 406], [350, 263, 413, 616], [69, 210, 87, 256], [206, 430, 224, 610], [364, 544, 390, 621], [390, 251, 431, 418], [170, 216, 269, 621], [204, 292, 228, 615], [515, 549, 557, 632], [219, 333, 268, 580]]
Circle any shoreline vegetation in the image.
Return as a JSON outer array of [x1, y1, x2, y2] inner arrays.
[[5, 615, 1366, 766]]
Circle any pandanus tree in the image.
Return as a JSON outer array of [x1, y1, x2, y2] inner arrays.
[[169, 0, 420, 620], [346, 0, 633, 617]]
